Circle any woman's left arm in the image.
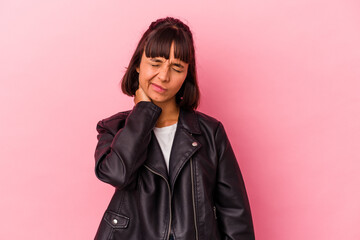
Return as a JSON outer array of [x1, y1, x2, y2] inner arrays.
[[214, 122, 255, 240]]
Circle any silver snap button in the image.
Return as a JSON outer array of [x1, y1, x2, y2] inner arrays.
[[112, 219, 118, 225], [192, 142, 198, 147]]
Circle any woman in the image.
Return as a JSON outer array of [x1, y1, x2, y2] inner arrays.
[[94, 17, 255, 240]]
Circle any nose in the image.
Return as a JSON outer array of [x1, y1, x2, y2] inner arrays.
[[157, 64, 170, 82]]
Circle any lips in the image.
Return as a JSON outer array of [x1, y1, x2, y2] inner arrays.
[[151, 83, 166, 93]]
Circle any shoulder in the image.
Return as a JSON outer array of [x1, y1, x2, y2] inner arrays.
[[190, 110, 231, 153], [195, 110, 220, 124], [101, 110, 131, 123], [192, 109, 223, 134], [96, 109, 132, 135]]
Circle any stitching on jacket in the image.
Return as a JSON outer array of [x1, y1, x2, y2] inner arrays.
[[116, 189, 125, 217], [144, 165, 171, 240], [194, 158, 200, 239], [170, 130, 200, 188], [107, 228, 113, 240]]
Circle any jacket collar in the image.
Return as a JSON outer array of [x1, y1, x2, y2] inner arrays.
[[177, 107, 201, 135]]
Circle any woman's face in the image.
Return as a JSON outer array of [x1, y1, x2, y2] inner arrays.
[[136, 42, 189, 105]]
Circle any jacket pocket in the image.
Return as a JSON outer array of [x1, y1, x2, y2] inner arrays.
[[103, 210, 129, 229]]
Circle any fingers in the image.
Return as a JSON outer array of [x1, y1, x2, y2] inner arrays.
[[134, 86, 151, 105]]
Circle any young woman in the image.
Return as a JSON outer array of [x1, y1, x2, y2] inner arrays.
[[94, 17, 255, 240]]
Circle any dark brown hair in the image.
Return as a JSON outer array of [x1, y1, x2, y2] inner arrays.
[[121, 17, 200, 110]]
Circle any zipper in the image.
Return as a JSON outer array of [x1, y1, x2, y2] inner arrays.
[[213, 206, 217, 220], [190, 158, 199, 240], [144, 165, 172, 240]]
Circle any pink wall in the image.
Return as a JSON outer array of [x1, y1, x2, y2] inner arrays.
[[1, 0, 359, 239]]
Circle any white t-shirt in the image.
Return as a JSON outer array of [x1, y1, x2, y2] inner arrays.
[[153, 122, 178, 172]]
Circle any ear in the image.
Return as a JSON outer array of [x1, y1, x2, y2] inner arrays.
[[136, 66, 140, 73]]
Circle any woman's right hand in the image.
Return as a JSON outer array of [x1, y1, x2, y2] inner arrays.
[[134, 85, 151, 105]]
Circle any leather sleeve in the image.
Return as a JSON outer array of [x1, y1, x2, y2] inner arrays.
[[214, 122, 255, 240], [94, 101, 162, 189]]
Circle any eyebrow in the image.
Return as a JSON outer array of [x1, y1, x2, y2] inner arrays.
[[150, 58, 163, 63], [172, 63, 184, 69], [150, 58, 184, 68]]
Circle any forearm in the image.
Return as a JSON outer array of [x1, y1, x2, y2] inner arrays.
[[94, 101, 162, 189]]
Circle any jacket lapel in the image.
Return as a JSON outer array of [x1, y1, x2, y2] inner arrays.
[[144, 131, 169, 179], [168, 108, 202, 189]]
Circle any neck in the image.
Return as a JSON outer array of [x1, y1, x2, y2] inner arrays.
[[153, 99, 180, 128]]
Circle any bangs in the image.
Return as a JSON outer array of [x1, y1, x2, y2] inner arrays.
[[144, 27, 192, 63]]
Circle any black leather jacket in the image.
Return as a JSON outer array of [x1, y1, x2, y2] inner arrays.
[[94, 101, 255, 240]]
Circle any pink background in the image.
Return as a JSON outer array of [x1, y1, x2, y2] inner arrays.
[[1, 0, 359, 239]]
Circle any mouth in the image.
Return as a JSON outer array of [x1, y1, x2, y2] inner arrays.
[[151, 83, 167, 93]]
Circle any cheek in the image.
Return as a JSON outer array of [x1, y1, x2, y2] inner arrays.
[[171, 76, 186, 92], [138, 69, 149, 84], [137, 72, 147, 89], [139, 66, 155, 81], [138, 77, 149, 91], [177, 74, 187, 86]]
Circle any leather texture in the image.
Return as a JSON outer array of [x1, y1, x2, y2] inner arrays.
[[94, 101, 255, 240]]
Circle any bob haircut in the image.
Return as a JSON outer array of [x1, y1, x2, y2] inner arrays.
[[121, 17, 200, 110]]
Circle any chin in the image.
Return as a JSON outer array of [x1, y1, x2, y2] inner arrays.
[[148, 93, 167, 102], [152, 97, 173, 104], [152, 98, 166, 103]]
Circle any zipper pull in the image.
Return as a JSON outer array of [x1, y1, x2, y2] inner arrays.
[[213, 206, 217, 220]]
